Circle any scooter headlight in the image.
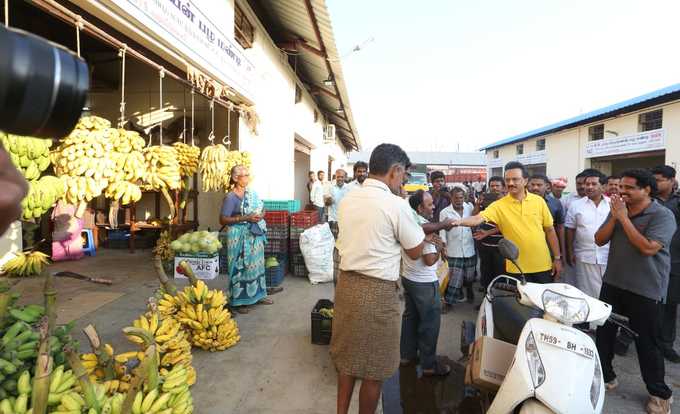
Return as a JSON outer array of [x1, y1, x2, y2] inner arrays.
[[590, 357, 602, 409], [525, 332, 545, 388], [542, 290, 590, 324]]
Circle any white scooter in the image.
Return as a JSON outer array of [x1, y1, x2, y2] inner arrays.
[[462, 239, 635, 414]]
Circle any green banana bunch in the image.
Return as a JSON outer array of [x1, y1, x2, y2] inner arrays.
[[20, 176, 65, 220], [0, 133, 53, 181]]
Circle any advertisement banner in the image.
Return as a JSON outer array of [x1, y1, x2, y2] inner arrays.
[[585, 129, 665, 158], [488, 158, 504, 168], [91, 0, 255, 100]]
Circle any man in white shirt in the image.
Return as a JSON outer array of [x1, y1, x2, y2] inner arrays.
[[310, 170, 327, 222], [400, 190, 451, 376], [440, 186, 476, 307], [331, 144, 429, 414], [327, 169, 350, 238], [565, 169, 610, 298], [562, 171, 587, 213]]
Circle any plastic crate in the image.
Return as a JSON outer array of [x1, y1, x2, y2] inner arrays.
[[263, 200, 301, 213], [290, 238, 300, 253], [267, 224, 289, 240], [265, 238, 288, 254], [108, 229, 130, 241], [291, 211, 318, 228], [264, 211, 290, 225], [291, 254, 307, 277], [290, 227, 305, 239], [311, 299, 334, 345], [265, 254, 287, 287]]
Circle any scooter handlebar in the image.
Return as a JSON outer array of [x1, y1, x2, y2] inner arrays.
[[608, 312, 639, 339]]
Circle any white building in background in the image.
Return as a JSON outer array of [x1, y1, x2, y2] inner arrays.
[[482, 83, 680, 192]]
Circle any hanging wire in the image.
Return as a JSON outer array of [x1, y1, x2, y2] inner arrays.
[[190, 89, 195, 146], [4, 0, 9, 27], [180, 88, 186, 143], [75, 15, 84, 57], [117, 44, 127, 128], [223, 102, 232, 148], [159, 67, 165, 145]]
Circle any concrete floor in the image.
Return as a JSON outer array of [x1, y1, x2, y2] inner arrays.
[[8, 249, 680, 413]]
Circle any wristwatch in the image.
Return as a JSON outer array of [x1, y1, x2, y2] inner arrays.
[[554, 256, 562, 260]]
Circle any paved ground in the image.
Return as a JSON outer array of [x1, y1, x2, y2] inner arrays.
[[8, 249, 680, 413]]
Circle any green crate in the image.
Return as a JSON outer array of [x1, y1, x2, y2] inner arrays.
[[263, 200, 301, 213]]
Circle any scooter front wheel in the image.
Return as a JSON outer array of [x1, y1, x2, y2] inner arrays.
[[518, 398, 555, 414]]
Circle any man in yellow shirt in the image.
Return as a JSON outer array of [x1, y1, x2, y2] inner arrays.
[[452, 161, 563, 283]]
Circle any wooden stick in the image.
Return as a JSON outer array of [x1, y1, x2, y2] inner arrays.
[[31, 320, 52, 414]]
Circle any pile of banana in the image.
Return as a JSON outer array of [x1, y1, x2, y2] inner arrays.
[[1, 251, 50, 278], [124, 312, 196, 385], [158, 281, 240, 352], [172, 142, 200, 177], [51, 116, 117, 204], [80, 343, 133, 394], [0, 367, 81, 414], [0, 133, 52, 181], [198, 144, 228, 191], [130, 365, 194, 414], [142, 146, 181, 191], [105, 129, 146, 205], [20, 176, 65, 220]]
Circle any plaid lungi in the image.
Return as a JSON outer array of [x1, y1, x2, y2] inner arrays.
[[330, 271, 401, 381], [447, 256, 477, 289]]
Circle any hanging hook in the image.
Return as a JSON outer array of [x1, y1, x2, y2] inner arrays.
[[117, 44, 128, 128], [222, 104, 232, 148], [209, 99, 215, 144], [181, 107, 187, 144], [159, 67, 165, 146]]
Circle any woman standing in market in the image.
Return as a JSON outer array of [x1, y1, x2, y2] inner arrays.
[[220, 165, 276, 314]]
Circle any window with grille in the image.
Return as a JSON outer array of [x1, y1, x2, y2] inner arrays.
[[493, 150, 499, 159], [639, 109, 663, 131], [235, 4, 254, 49], [516, 144, 524, 155], [536, 139, 545, 151], [589, 124, 604, 141]]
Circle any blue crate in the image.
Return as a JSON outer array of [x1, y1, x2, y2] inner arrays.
[[263, 200, 301, 213], [265, 254, 288, 287]]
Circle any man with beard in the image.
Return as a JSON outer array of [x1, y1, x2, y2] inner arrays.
[[429, 170, 450, 223], [595, 168, 675, 413], [347, 161, 368, 191], [451, 161, 562, 283], [607, 175, 621, 197]]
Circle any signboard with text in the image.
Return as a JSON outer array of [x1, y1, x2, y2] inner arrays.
[[92, 0, 255, 100], [585, 129, 665, 158], [488, 158, 503, 168], [515, 150, 546, 165]]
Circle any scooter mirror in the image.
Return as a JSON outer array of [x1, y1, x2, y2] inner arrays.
[[498, 238, 519, 261]]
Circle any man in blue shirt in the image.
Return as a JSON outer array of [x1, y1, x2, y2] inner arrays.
[[529, 174, 565, 259], [327, 169, 350, 238]]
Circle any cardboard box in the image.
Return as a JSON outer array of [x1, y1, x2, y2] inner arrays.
[[470, 336, 516, 391], [174, 252, 219, 280]]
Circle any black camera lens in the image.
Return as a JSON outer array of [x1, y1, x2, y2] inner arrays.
[[0, 25, 89, 138]]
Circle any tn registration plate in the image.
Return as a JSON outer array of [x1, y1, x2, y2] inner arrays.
[[538, 332, 594, 359]]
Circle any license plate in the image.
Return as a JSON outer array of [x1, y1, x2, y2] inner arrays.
[[538, 332, 594, 359]]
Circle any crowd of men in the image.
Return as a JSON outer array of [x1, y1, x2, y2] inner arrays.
[[308, 145, 677, 414]]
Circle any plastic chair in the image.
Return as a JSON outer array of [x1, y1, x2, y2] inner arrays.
[[81, 229, 96, 256]]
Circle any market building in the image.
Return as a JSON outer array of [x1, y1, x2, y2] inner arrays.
[[348, 151, 487, 182], [482, 83, 680, 191], [0, 0, 359, 261]]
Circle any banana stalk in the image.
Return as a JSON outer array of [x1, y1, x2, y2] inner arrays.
[[160, 188, 176, 221], [121, 345, 155, 413], [153, 256, 177, 295], [65, 346, 100, 411], [122, 327, 154, 347], [31, 321, 51, 414], [42, 267, 57, 335], [178, 261, 198, 287], [0, 284, 13, 323], [83, 324, 116, 379]]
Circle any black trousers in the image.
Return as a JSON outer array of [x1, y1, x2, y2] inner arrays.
[[478, 245, 505, 289], [660, 302, 677, 351], [596, 283, 671, 399], [507, 271, 553, 284]]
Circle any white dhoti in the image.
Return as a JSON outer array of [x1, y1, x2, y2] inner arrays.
[[574, 259, 605, 299]]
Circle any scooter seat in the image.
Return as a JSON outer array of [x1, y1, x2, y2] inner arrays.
[[491, 288, 543, 345]]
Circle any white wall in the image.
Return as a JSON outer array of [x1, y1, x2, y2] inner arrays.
[[0, 222, 22, 267]]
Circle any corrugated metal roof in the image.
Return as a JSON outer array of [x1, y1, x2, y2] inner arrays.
[[348, 151, 486, 167], [481, 83, 680, 150], [249, 0, 360, 149]]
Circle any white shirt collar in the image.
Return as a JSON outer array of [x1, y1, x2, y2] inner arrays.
[[363, 178, 390, 192]]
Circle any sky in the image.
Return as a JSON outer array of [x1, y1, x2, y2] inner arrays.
[[326, 0, 680, 153]]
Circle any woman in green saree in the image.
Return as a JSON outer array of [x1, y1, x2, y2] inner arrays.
[[220, 165, 276, 314]]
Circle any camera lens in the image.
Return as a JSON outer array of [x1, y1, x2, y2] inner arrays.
[[0, 25, 89, 138]]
